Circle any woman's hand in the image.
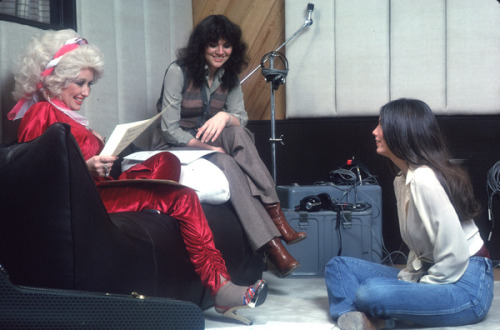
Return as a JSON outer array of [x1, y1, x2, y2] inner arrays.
[[186, 138, 227, 154], [196, 112, 235, 143], [86, 155, 119, 178]]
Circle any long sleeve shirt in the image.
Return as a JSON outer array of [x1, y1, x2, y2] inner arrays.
[[394, 165, 484, 284], [159, 62, 248, 145]]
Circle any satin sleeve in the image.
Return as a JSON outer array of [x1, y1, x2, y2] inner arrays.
[[18, 102, 59, 143], [18, 102, 103, 160]]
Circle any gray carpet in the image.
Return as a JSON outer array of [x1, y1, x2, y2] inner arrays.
[[204, 271, 500, 329]]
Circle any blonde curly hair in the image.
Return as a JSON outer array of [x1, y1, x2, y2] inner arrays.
[[12, 29, 104, 101]]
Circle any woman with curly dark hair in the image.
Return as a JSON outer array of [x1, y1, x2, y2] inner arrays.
[[177, 14, 247, 90], [155, 15, 306, 277], [325, 99, 493, 329]]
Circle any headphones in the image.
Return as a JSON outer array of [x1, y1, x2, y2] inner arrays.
[[260, 51, 288, 90], [298, 192, 372, 213], [299, 193, 332, 212]]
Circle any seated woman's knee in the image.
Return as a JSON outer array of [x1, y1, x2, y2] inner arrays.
[[355, 278, 388, 314], [222, 125, 255, 142]]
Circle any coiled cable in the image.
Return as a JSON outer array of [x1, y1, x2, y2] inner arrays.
[[486, 161, 500, 241]]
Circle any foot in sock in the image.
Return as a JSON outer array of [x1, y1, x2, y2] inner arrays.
[[337, 311, 392, 330], [214, 279, 268, 325]]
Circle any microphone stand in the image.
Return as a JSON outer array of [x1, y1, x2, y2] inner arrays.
[[240, 15, 313, 84], [240, 6, 313, 183], [261, 52, 287, 182]]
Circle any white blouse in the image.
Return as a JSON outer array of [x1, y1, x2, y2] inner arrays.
[[394, 166, 484, 284]]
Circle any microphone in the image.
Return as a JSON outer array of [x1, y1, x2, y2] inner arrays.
[[305, 3, 314, 26]]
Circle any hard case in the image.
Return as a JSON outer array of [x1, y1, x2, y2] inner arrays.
[[277, 183, 382, 213], [276, 183, 383, 276], [0, 264, 204, 329], [284, 209, 376, 276]]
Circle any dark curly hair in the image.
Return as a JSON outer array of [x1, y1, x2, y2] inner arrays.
[[380, 98, 481, 221], [177, 15, 248, 89]]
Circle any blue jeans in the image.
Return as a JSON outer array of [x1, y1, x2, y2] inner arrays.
[[325, 256, 494, 327]]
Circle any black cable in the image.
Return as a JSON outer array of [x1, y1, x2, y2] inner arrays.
[[486, 161, 500, 241], [335, 209, 343, 256]]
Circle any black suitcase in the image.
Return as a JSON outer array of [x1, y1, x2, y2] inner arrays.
[[0, 264, 204, 329]]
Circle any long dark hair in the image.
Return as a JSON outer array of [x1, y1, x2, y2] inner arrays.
[[380, 98, 481, 220], [177, 15, 248, 89]]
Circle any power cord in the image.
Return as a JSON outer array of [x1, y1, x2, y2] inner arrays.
[[486, 161, 500, 241]]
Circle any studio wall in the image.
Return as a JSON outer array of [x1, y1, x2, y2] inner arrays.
[[0, 0, 192, 142], [285, 0, 500, 117]]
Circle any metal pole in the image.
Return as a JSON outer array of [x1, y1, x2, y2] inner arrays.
[[241, 4, 314, 182], [241, 20, 311, 84], [269, 56, 277, 181]]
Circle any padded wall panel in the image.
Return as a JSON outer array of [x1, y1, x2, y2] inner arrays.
[[144, 1, 192, 113], [335, 0, 390, 116], [447, 0, 500, 113], [0, 22, 40, 143], [285, 0, 500, 118], [285, 0, 336, 118], [77, 1, 120, 131], [115, 0, 148, 124], [390, 0, 447, 113], [77, 0, 192, 137]]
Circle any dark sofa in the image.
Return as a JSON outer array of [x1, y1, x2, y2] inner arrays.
[[0, 123, 264, 310]]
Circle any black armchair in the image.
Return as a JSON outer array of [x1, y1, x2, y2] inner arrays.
[[0, 123, 264, 310]]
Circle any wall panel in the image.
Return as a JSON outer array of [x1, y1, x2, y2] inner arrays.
[[77, 0, 119, 131], [0, 1, 192, 140], [115, 0, 148, 123], [284, 1, 334, 118], [336, 0, 390, 115], [285, 0, 500, 117], [447, 0, 500, 113], [76, 0, 192, 137], [0, 22, 40, 142], [390, 0, 447, 112]]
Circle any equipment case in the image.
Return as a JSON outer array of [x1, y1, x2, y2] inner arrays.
[[0, 264, 204, 329], [276, 183, 383, 276]]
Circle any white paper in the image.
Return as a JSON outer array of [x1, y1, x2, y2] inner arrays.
[[100, 112, 162, 156], [123, 149, 217, 165]]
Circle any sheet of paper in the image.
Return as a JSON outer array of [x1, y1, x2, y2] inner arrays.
[[123, 149, 216, 165], [100, 112, 162, 156]]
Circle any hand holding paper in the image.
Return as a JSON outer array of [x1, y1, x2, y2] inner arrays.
[[100, 103, 171, 156]]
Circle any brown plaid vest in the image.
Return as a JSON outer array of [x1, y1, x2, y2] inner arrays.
[[179, 80, 229, 131]]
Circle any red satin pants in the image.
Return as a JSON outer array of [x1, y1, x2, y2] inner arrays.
[[96, 152, 230, 295]]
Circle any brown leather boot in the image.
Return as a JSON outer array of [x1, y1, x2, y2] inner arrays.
[[265, 238, 300, 277], [265, 203, 307, 244]]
